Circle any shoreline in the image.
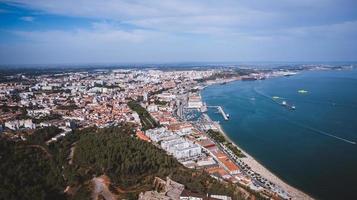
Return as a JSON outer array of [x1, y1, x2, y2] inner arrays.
[[217, 123, 313, 200], [201, 79, 314, 200]]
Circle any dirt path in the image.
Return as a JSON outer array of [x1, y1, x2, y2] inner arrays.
[[18, 144, 53, 158], [68, 145, 76, 165], [92, 176, 116, 200]]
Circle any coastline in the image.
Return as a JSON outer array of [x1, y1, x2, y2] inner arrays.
[[217, 123, 313, 200], [201, 79, 314, 200]]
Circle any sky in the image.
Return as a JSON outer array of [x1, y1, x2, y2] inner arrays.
[[0, 0, 357, 65]]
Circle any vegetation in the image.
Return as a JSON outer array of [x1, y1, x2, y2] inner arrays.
[[148, 88, 168, 96], [0, 125, 248, 200], [0, 126, 79, 200], [0, 139, 66, 200], [70, 126, 245, 199], [207, 129, 245, 158], [37, 89, 70, 94], [154, 99, 168, 106], [197, 71, 240, 82], [128, 101, 158, 130], [15, 107, 30, 120], [57, 104, 79, 110], [0, 104, 18, 112], [32, 113, 63, 124], [27, 126, 63, 144], [196, 69, 258, 83]]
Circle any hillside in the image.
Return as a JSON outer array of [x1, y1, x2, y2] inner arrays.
[[0, 125, 247, 200]]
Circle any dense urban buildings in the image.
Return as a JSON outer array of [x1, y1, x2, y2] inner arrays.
[[2, 65, 343, 199]]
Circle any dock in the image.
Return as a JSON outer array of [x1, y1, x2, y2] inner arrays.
[[208, 106, 229, 120]]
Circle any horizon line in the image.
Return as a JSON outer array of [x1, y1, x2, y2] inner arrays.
[[1, 60, 357, 68]]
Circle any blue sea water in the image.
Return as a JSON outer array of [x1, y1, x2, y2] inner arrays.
[[201, 69, 357, 200]]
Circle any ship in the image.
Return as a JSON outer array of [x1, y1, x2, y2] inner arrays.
[[281, 101, 296, 110], [298, 89, 308, 94]]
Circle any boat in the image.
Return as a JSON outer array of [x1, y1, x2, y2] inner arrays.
[[281, 101, 295, 110], [298, 89, 308, 94], [226, 113, 230, 118]]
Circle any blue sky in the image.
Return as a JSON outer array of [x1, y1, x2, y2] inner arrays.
[[0, 0, 357, 65]]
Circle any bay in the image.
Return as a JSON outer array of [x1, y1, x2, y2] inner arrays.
[[202, 69, 357, 200]]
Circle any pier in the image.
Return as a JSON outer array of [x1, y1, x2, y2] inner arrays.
[[208, 106, 229, 120]]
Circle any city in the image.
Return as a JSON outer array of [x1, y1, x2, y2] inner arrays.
[[2, 65, 343, 199], [1, 1, 357, 199]]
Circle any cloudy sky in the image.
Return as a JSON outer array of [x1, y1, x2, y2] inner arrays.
[[0, 0, 357, 65]]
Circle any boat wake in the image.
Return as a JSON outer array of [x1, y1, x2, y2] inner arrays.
[[285, 119, 356, 145], [291, 99, 357, 109], [254, 87, 357, 109], [253, 87, 356, 145], [253, 87, 271, 99]]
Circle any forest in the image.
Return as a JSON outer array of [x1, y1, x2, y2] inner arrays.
[[0, 125, 247, 200]]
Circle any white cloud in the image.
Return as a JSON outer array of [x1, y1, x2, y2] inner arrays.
[[1, 0, 357, 64], [20, 16, 35, 22], [12, 22, 162, 44], [4, 0, 356, 39]]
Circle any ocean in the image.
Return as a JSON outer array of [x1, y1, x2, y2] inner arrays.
[[201, 69, 357, 200]]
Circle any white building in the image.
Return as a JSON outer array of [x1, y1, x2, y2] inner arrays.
[[161, 136, 184, 150], [187, 94, 203, 109], [157, 92, 176, 101], [161, 137, 202, 160], [143, 92, 148, 102], [145, 127, 174, 142], [129, 112, 141, 124], [173, 144, 201, 159], [146, 127, 202, 160], [42, 85, 53, 90], [5, 119, 36, 130], [147, 104, 158, 112], [27, 109, 51, 117], [210, 195, 232, 200]]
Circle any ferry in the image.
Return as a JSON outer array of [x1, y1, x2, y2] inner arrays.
[[281, 101, 296, 110], [298, 89, 308, 94]]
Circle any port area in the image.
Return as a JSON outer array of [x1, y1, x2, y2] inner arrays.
[[207, 106, 229, 120]]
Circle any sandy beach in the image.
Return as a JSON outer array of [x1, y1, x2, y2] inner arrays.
[[215, 123, 314, 200]]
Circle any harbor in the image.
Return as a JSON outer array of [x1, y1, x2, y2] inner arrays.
[[207, 105, 229, 120]]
